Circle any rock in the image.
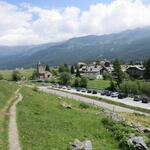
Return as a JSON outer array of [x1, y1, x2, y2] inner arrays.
[[69, 139, 92, 150], [99, 109, 125, 122], [142, 128, 150, 134], [128, 135, 149, 150], [61, 102, 72, 109]]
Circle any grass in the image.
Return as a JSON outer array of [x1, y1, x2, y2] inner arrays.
[[87, 79, 110, 89], [17, 86, 121, 150], [119, 112, 150, 127], [0, 81, 18, 149], [0, 68, 34, 80]]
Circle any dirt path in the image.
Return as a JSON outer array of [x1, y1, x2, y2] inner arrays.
[[8, 91, 23, 150]]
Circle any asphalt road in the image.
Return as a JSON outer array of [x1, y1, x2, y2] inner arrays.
[[39, 86, 150, 115]]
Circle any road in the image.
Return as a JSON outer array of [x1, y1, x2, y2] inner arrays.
[[39, 87, 150, 115]]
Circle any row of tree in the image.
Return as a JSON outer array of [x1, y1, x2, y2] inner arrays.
[[120, 80, 150, 96]]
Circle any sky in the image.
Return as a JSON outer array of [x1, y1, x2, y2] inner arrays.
[[1, 0, 150, 45]]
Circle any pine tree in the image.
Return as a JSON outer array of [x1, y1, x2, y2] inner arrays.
[[113, 59, 124, 87], [144, 57, 150, 79], [70, 65, 75, 74], [45, 65, 50, 71], [76, 67, 80, 77]]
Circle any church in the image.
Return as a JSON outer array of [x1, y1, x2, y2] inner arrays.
[[37, 61, 52, 80]]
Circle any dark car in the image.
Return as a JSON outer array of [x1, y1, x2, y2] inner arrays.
[[106, 91, 112, 96], [76, 88, 81, 92], [92, 90, 97, 94], [118, 93, 128, 99], [101, 90, 109, 95], [87, 89, 92, 93], [142, 96, 150, 103], [134, 95, 142, 102]]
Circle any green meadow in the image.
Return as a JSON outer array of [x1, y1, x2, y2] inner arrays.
[[17, 87, 120, 150], [0, 68, 34, 80], [87, 79, 110, 89]]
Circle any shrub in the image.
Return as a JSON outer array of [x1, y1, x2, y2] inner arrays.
[[79, 102, 90, 109], [12, 70, 21, 81], [59, 72, 71, 85], [80, 76, 88, 88], [0, 74, 3, 80], [102, 117, 134, 150], [32, 86, 38, 92]]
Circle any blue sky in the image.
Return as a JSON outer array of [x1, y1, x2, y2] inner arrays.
[[4, 0, 112, 9]]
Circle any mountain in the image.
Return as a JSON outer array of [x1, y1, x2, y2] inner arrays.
[[0, 27, 150, 69]]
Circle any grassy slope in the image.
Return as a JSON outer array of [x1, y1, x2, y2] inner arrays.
[[18, 87, 119, 150], [87, 80, 110, 89], [0, 81, 18, 149], [0, 68, 34, 80]]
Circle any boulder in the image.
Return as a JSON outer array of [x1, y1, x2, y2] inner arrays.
[[69, 139, 92, 150], [128, 135, 149, 150], [99, 109, 125, 122], [60, 102, 72, 109]]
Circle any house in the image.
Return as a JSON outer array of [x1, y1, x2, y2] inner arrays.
[[37, 61, 52, 80], [80, 64, 105, 79], [126, 65, 145, 78]]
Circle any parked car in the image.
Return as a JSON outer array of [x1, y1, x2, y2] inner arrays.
[[118, 93, 128, 99], [92, 90, 97, 94], [67, 86, 71, 90], [76, 88, 81, 91], [87, 89, 92, 93], [142, 96, 150, 103], [111, 92, 119, 97], [101, 90, 109, 95], [133, 95, 142, 102], [105, 91, 112, 96], [62, 86, 67, 89], [81, 88, 87, 92]]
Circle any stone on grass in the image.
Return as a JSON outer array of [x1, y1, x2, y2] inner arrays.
[[69, 139, 92, 150], [61, 102, 72, 109], [128, 135, 149, 150]]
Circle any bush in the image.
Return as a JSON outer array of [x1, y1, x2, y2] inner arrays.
[[0, 74, 3, 80], [32, 86, 38, 92], [120, 80, 150, 96], [12, 70, 21, 81], [79, 102, 90, 109], [59, 72, 71, 85], [73, 77, 80, 87], [80, 76, 88, 88], [101, 117, 135, 150]]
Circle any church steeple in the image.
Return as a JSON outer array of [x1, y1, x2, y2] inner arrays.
[[37, 61, 44, 74]]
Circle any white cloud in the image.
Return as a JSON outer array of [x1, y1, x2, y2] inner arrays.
[[0, 0, 150, 45]]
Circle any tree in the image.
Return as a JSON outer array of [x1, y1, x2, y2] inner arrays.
[[80, 76, 88, 88], [113, 59, 124, 87], [144, 57, 150, 79], [73, 77, 80, 87], [70, 65, 75, 74], [58, 64, 69, 73], [59, 72, 71, 85], [76, 66, 80, 77], [45, 65, 50, 71], [0, 74, 3, 80], [12, 70, 21, 81], [31, 70, 38, 80]]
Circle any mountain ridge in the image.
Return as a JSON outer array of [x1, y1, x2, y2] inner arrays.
[[0, 27, 150, 69]]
